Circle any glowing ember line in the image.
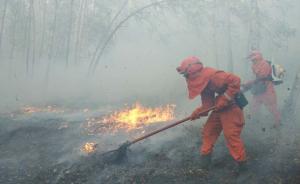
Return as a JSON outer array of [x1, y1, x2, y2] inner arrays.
[[22, 105, 65, 114], [84, 103, 176, 134], [103, 103, 175, 126]]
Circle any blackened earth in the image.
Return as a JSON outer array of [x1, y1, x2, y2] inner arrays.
[[0, 112, 299, 184]]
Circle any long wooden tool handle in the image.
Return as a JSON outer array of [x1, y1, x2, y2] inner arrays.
[[129, 106, 216, 145]]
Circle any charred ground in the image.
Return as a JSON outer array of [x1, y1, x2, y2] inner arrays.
[[0, 106, 299, 184]]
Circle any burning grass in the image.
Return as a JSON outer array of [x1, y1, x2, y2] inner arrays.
[[1, 103, 300, 184], [83, 102, 176, 135], [81, 142, 97, 154], [13, 102, 177, 157]]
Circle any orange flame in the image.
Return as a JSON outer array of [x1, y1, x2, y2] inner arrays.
[[85, 103, 175, 134], [103, 103, 175, 127], [81, 142, 97, 154]]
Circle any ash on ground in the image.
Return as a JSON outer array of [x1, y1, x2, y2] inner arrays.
[[0, 108, 299, 184]]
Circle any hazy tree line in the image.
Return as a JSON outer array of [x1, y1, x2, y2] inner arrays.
[[0, 0, 118, 77], [0, 0, 296, 76]]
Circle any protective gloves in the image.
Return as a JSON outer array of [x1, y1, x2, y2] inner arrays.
[[190, 107, 208, 120]]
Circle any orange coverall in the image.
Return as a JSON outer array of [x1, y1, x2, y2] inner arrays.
[[248, 58, 281, 126], [197, 70, 247, 162]]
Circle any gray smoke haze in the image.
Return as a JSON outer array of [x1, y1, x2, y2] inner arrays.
[[0, 0, 299, 111], [0, 0, 300, 183]]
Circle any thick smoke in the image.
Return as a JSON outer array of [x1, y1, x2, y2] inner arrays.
[[0, 0, 299, 183]]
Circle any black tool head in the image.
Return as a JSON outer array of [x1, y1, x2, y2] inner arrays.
[[101, 141, 131, 164], [114, 142, 130, 163]]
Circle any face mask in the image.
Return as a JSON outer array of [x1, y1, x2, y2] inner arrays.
[[177, 62, 202, 79]]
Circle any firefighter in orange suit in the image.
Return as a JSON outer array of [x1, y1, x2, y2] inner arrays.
[[177, 56, 247, 171], [243, 50, 281, 128]]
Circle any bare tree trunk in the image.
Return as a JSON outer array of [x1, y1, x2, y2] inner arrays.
[[65, 0, 75, 68], [0, 0, 8, 53], [225, 0, 233, 72], [74, 0, 86, 64], [24, 0, 36, 76], [244, 0, 260, 76], [9, 7, 18, 78], [39, 0, 48, 61], [30, 0, 36, 75], [48, 0, 58, 61], [212, 0, 219, 68], [248, 0, 260, 50], [89, 0, 169, 74], [25, 2, 32, 75], [90, 0, 128, 69], [46, 0, 59, 84]]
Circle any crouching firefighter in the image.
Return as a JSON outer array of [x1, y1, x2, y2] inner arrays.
[[177, 56, 248, 172]]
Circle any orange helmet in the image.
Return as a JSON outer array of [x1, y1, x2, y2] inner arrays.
[[247, 50, 263, 61], [176, 56, 203, 78]]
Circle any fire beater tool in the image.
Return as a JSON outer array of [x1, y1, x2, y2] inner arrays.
[[99, 106, 216, 164]]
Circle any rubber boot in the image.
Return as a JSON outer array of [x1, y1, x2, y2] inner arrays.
[[200, 154, 212, 170]]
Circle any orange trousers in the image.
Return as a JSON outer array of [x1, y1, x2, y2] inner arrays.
[[200, 105, 247, 162], [251, 87, 281, 126]]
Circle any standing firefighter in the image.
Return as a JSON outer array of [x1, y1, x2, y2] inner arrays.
[[243, 50, 281, 128], [177, 56, 247, 172]]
